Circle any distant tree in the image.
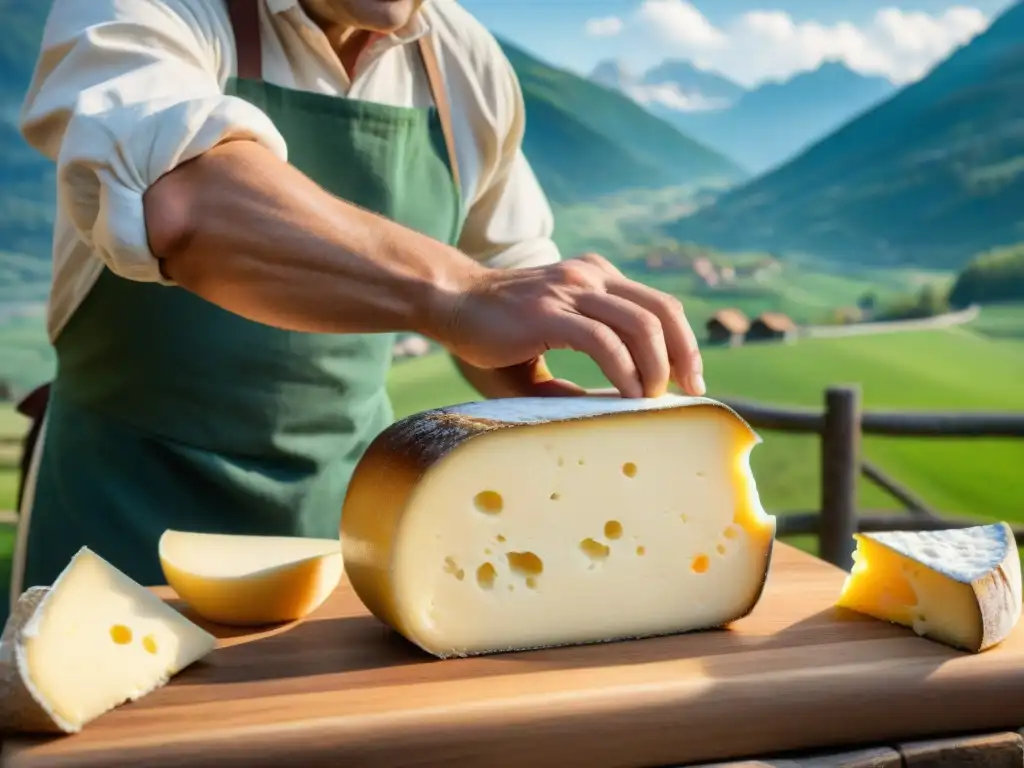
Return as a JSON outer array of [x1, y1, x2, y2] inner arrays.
[[948, 244, 1024, 308], [915, 283, 949, 316], [856, 291, 878, 312]]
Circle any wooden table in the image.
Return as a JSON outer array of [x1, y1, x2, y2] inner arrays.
[[4, 543, 1024, 767]]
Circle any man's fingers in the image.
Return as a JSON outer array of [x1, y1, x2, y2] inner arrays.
[[528, 377, 589, 397], [606, 279, 705, 396], [546, 313, 643, 398], [576, 292, 670, 398]]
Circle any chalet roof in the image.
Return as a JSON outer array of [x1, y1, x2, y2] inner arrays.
[[707, 308, 750, 334], [753, 312, 797, 332]]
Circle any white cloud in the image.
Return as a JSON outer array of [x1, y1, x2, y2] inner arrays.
[[627, 1, 991, 86], [630, 83, 732, 111], [584, 16, 624, 38]]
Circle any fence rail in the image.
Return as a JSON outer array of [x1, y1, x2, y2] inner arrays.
[[719, 386, 1024, 570]]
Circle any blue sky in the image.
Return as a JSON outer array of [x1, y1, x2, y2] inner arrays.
[[460, 0, 1017, 85]]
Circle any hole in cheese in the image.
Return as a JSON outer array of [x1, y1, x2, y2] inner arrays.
[[476, 562, 497, 590], [141, 635, 159, 655], [549, 493, 561, 501], [577, 459, 585, 466], [691, 554, 710, 574], [158, 530, 342, 626], [723, 525, 739, 540], [473, 491, 504, 515], [716, 544, 727, 555], [525, 577, 538, 590], [604, 521, 623, 540], [496, 534, 507, 543], [341, 397, 776, 658], [443, 556, 465, 581], [109, 625, 132, 645], [622, 462, 637, 478], [680, 513, 689, 523], [580, 538, 610, 561], [506, 551, 544, 578]]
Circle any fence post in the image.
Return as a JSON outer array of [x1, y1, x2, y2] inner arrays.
[[819, 386, 861, 570]]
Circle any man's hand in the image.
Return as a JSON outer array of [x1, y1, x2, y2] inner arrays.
[[452, 355, 613, 399], [434, 253, 705, 399]]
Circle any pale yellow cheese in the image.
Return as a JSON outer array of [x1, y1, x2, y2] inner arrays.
[[158, 530, 342, 626], [837, 523, 1022, 652], [342, 395, 776, 658], [0, 547, 216, 734]]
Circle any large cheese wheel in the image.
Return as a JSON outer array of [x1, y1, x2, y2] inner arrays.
[[341, 395, 776, 658]]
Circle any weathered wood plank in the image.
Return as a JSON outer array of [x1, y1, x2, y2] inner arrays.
[[819, 386, 861, 570], [685, 746, 901, 767], [898, 731, 1024, 767]]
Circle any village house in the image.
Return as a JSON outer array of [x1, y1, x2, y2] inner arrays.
[[705, 309, 750, 346], [746, 312, 798, 343]]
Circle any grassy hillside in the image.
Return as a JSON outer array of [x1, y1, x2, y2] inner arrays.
[[499, 39, 745, 204], [386, 318, 1024, 525], [667, 1, 1024, 268]]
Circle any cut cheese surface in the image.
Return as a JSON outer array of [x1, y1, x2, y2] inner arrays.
[[159, 531, 343, 626], [342, 395, 776, 658], [837, 523, 1022, 652], [0, 547, 215, 734]]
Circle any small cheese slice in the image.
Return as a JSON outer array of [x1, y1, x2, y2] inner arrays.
[[341, 395, 776, 658], [0, 547, 216, 734], [158, 530, 343, 626], [837, 523, 1022, 652]]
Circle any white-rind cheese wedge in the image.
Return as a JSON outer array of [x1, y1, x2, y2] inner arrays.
[[0, 547, 216, 734], [159, 530, 343, 626], [837, 523, 1022, 653], [342, 395, 776, 658]]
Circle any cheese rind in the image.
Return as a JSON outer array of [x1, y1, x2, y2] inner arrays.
[[0, 548, 216, 734], [342, 395, 776, 658], [158, 531, 343, 626], [837, 523, 1022, 652]]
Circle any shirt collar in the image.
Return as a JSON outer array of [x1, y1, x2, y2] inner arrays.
[[267, 0, 430, 44]]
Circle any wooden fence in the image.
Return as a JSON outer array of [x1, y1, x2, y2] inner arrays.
[[720, 385, 1024, 570]]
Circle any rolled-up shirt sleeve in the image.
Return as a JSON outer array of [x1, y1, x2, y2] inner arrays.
[[19, 0, 287, 284], [457, 49, 562, 271]]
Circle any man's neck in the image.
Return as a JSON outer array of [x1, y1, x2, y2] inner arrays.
[[300, 5, 379, 78]]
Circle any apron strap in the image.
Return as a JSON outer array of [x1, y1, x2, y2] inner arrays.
[[226, 0, 263, 81], [223, 1, 460, 189], [417, 37, 461, 192]]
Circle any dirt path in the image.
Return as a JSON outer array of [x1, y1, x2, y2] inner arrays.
[[799, 305, 980, 339]]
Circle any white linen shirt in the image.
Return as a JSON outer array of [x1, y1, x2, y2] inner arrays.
[[19, 0, 561, 340]]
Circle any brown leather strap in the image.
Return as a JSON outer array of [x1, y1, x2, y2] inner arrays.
[[417, 37, 461, 191], [15, 383, 50, 513], [226, 0, 263, 81]]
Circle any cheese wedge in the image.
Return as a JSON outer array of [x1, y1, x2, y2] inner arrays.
[[837, 523, 1022, 652], [0, 547, 216, 734], [158, 530, 343, 626], [341, 395, 775, 658]]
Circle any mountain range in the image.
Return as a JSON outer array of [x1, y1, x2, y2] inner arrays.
[[591, 59, 896, 174], [666, 0, 1024, 268]]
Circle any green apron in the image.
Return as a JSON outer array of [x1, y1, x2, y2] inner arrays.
[[16, 3, 463, 595]]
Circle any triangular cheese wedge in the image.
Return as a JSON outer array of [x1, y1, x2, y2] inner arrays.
[[838, 523, 1022, 652], [0, 547, 216, 734]]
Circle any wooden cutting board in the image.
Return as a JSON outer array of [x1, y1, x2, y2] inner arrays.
[[4, 542, 1024, 768]]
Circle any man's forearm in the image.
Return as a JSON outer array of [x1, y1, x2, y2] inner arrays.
[[144, 140, 483, 338]]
